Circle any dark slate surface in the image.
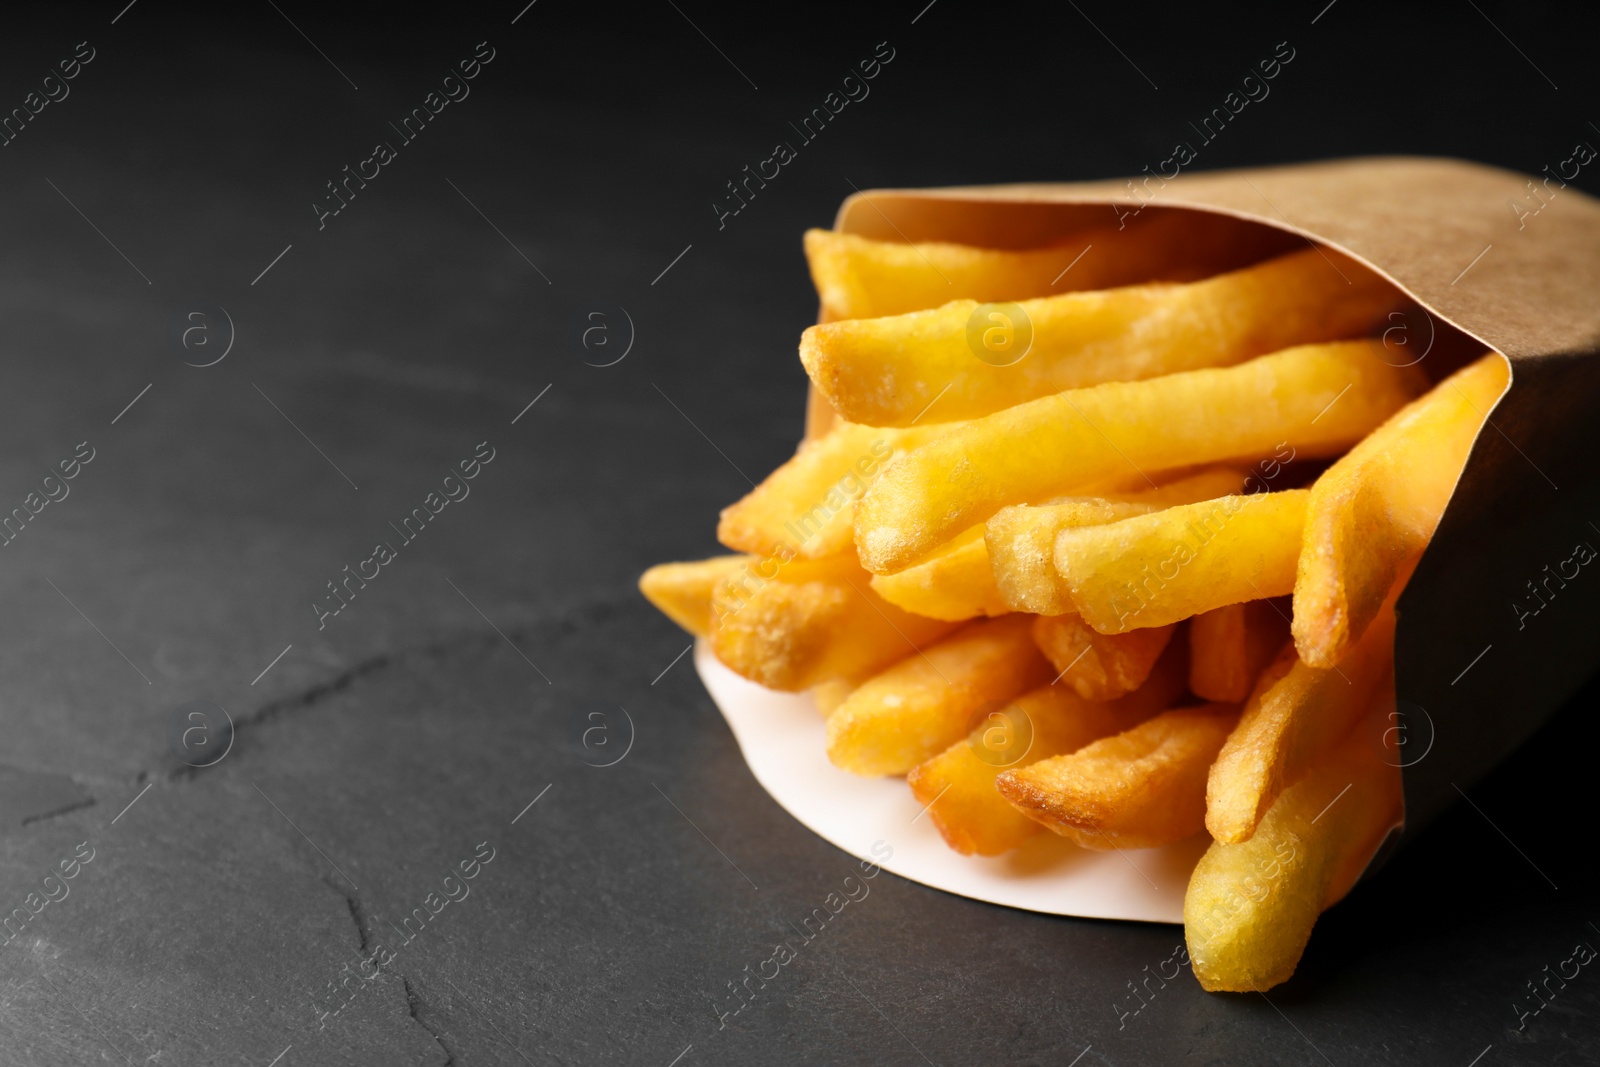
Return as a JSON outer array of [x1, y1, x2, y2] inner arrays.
[[1, 3, 1596, 1064]]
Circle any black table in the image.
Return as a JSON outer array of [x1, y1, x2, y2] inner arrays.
[[2, 3, 1596, 1063]]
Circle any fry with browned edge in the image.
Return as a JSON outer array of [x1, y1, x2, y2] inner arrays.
[[827, 615, 1051, 776], [997, 704, 1240, 850], [709, 555, 956, 691], [1188, 600, 1290, 703], [908, 643, 1189, 855], [1032, 614, 1176, 701]]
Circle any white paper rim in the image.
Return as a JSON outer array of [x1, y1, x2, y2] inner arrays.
[[695, 641, 1205, 924]]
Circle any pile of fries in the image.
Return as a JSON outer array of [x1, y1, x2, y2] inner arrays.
[[642, 210, 1507, 992]]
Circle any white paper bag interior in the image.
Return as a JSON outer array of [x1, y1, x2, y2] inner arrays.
[[695, 641, 1203, 923]]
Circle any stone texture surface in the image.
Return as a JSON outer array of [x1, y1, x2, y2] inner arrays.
[[1, 4, 1597, 1064]]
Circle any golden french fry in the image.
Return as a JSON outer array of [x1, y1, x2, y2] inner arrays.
[[639, 555, 754, 638], [1186, 697, 1402, 991], [709, 556, 956, 691], [717, 421, 950, 560], [1188, 600, 1291, 703], [1055, 490, 1310, 633], [869, 525, 1011, 621], [1032, 614, 1176, 701], [803, 212, 1292, 320], [805, 229, 1099, 322], [908, 644, 1190, 855], [855, 341, 1424, 573], [802, 248, 1404, 427], [997, 704, 1240, 850], [825, 615, 1052, 776], [1294, 353, 1509, 667], [1205, 601, 1396, 844], [987, 467, 1249, 614]]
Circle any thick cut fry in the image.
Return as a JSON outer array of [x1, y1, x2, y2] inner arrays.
[[1294, 353, 1509, 667], [639, 555, 753, 637], [908, 645, 1190, 855], [709, 556, 956, 691], [855, 342, 1424, 573], [802, 248, 1404, 426], [803, 212, 1293, 320], [1185, 699, 1402, 992], [826, 615, 1052, 776], [718, 421, 950, 560], [1055, 490, 1310, 633], [869, 525, 1010, 621], [1032, 614, 1176, 701], [1188, 600, 1290, 703], [1206, 601, 1396, 844], [987, 468, 1249, 614], [997, 704, 1240, 850]]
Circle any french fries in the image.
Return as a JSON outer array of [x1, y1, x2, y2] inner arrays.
[[997, 704, 1240, 850], [1205, 601, 1397, 844], [802, 249, 1403, 426], [639, 555, 753, 638], [805, 229, 1108, 323], [709, 555, 956, 691], [908, 644, 1189, 855], [1031, 614, 1175, 701], [1185, 697, 1402, 991], [1188, 600, 1290, 703], [642, 208, 1498, 996], [803, 211, 1293, 320], [987, 467, 1248, 614], [1294, 353, 1509, 666], [1054, 490, 1310, 633], [868, 525, 1010, 621], [826, 615, 1052, 776], [855, 341, 1424, 574], [718, 421, 950, 561]]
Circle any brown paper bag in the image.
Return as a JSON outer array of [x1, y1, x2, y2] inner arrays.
[[816, 156, 1600, 838]]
